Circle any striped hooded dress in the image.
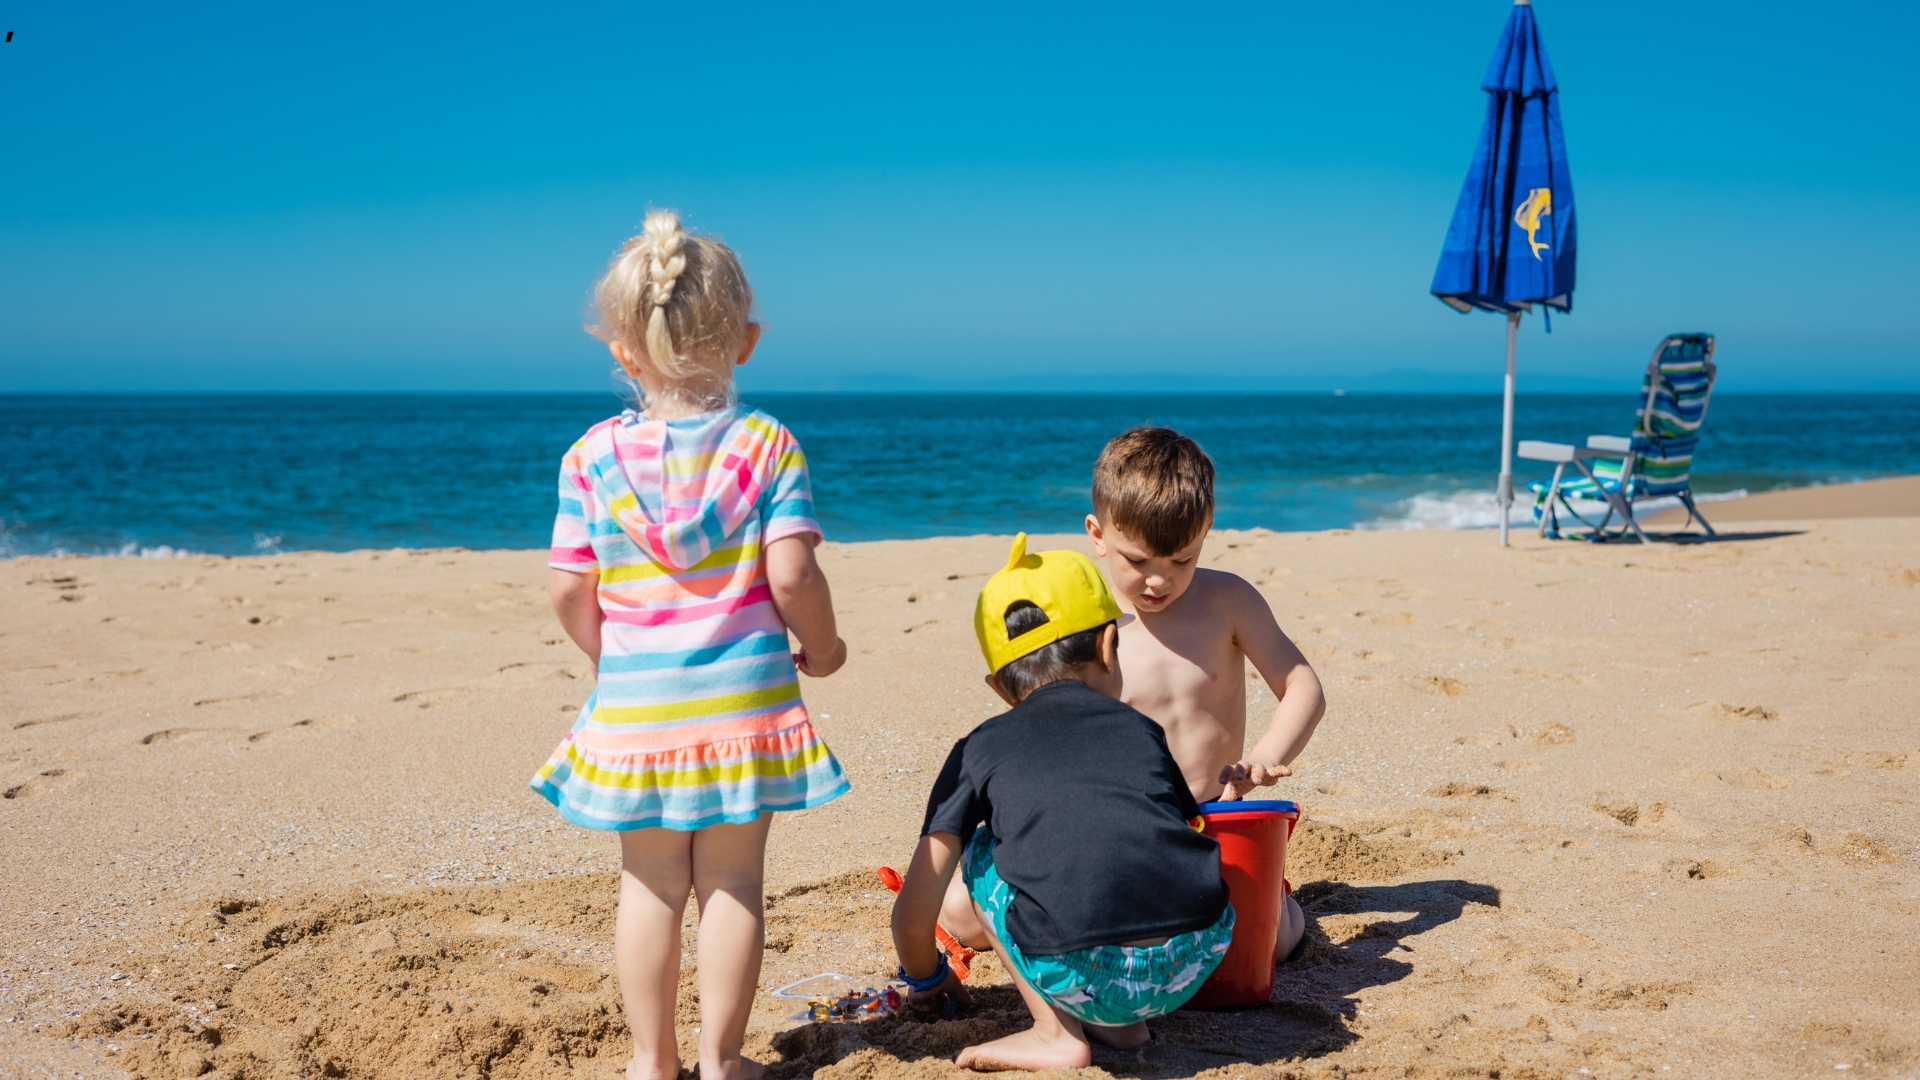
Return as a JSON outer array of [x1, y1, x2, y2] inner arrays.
[[530, 405, 849, 831]]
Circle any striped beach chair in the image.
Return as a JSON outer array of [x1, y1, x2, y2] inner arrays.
[[1518, 333, 1718, 543]]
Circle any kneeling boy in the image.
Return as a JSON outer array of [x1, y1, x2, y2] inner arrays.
[[1087, 426, 1326, 962], [891, 534, 1234, 1071]]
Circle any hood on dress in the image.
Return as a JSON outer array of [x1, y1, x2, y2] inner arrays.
[[585, 407, 784, 572]]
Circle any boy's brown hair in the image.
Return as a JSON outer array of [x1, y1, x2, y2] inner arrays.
[[1091, 427, 1216, 556]]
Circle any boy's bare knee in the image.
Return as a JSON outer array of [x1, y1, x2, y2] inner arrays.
[[939, 875, 992, 951], [1274, 894, 1306, 963]]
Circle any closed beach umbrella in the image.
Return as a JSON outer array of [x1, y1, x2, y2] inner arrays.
[[1431, 0, 1576, 546]]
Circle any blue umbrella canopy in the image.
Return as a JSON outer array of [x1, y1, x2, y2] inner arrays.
[[1432, 0, 1576, 314]]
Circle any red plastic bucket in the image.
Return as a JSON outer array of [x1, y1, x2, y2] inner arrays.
[[1181, 799, 1299, 1009]]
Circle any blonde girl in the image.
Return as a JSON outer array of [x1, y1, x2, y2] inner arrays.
[[534, 210, 850, 1080]]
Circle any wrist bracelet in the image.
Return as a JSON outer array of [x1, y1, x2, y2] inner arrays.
[[897, 953, 951, 993]]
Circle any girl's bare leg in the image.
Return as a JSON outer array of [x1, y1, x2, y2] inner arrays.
[[617, 827, 696, 1080], [691, 813, 775, 1080], [953, 899, 1094, 1071]]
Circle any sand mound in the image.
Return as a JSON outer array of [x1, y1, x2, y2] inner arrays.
[[68, 875, 632, 1080], [55, 842, 1605, 1080], [1287, 816, 1453, 882]]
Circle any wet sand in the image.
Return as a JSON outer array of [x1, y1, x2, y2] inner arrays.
[[2, 519, 1917, 1078]]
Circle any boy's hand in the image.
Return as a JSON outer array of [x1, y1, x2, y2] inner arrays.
[[1217, 759, 1291, 800], [907, 966, 973, 1015], [795, 636, 847, 678]]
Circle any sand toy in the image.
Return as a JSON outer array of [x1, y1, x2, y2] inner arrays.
[[876, 865, 978, 980], [1182, 799, 1299, 1008], [772, 973, 905, 1023]]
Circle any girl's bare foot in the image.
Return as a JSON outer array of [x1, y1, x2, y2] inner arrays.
[[956, 1028, 1092, 1072], [1084, 1021, 1150, 1050], [696, 1054, 766, 1080]]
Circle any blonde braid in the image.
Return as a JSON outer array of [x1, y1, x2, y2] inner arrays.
[[590, 207, 756, 413], [642, 210, 689, 373]]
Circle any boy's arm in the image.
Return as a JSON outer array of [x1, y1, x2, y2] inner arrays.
[[1221, 576, 1327, 798], [890, 832, 973, 1009]]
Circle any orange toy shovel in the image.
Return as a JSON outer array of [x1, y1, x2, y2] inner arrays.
[[876, 866, 976, 981]]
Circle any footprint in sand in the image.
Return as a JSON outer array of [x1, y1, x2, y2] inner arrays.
[[1717, 767, 1790, 790], [3, 768, 83, 800], [492, 662, 585, 685], [1429, 782, 1505, 799], [192, 690, 282, 708], [393, 687, 465, 709], [1689, 702, 1781, 722], [248, 716, 357, 743], [1666, 858, 1739, 879], [1417, 676, 1468, 697], [12, 712, 86, 731], [140, 728, 211, 745], [1592, 800, 1667, 826], [1512, 718, 1574, 745]]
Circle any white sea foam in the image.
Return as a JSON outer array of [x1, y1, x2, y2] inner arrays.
[[115, 543, 196, 559], [1360, 490, 1507, 531], [1361, 488, 1749, 531]]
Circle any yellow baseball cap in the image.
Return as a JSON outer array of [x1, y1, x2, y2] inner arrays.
[[974, 533, 1130, 674]]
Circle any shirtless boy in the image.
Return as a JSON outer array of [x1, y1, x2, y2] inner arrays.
[[1086, 426, 1326, 961]]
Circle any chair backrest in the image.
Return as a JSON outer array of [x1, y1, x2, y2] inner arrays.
[[1630, 333, 1716, 496]]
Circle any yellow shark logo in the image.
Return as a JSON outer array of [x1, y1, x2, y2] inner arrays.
[[1514, 188, 1552, 260]]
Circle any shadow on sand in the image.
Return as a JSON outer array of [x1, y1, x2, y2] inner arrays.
[[1569, 528, 1806, 545], [769, 877, 1501, 1079]]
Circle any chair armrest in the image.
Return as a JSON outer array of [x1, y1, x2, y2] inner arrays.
[[1517, 440, 1575, 463], [1586, 435, 1632, 453]]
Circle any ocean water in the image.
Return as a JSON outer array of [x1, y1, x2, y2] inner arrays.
[[3, 392, 1917, 557]]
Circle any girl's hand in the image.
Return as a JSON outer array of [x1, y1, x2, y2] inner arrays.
[[1217, 759, 1291, 799], [907, 967, 973, 1015], [795, 636, 847, 678]]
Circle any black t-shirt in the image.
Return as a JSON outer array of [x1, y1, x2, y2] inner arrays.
[[920, 679, 1229, 955]]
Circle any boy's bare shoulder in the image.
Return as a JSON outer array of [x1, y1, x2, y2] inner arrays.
[[1185, 568, 1272, 619]]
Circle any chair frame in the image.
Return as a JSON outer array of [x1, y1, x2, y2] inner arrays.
[[1519, 335, 1718, 544]]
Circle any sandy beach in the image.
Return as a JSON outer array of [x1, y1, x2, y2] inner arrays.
[[3, 498, 1917, 1078]]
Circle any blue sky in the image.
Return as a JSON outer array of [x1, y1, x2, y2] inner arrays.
[[2, 1, 1916, 393]]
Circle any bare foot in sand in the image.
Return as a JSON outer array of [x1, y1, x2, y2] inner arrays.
[[1085, 1021, 1151, 1050], [697, 1055, 766, 1080], [956, 1028, 1093, 1071]]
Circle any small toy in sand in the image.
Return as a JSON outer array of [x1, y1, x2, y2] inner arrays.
[[876, 866, 977, 980], [773, 973, 904, 1023]]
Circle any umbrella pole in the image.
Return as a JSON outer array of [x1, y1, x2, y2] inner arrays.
[[1498, 309, 1521, 547]]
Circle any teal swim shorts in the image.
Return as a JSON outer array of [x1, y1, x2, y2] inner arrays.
[[963, 828, 1235, 1027]]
